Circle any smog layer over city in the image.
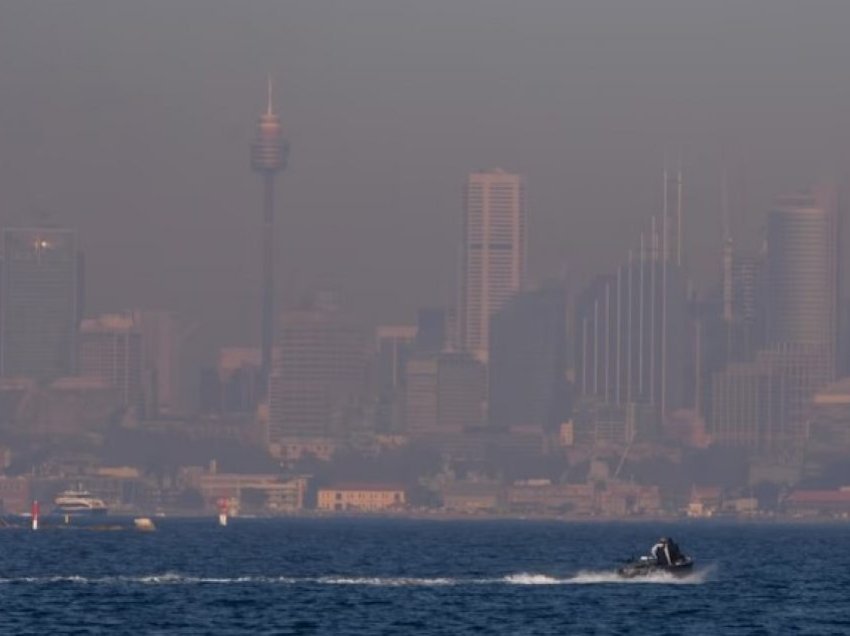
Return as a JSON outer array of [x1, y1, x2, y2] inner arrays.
[[0, 2, 849, 634]]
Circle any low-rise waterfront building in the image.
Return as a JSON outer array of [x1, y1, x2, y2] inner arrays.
[[686, 485, 723, 518], [441, 482, 503, 513], [195, 473, 306, 513], [317, 483, 406, 512], [783, 488, 850, 517], [506, 482, 594, 514], [505, 480, 661, 517], [270, 437, 338, 462], [810, 378, 850, 449], [0, 476, 30, 514]]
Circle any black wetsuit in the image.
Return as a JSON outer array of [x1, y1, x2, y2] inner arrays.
[[667, 540, 682, 564]]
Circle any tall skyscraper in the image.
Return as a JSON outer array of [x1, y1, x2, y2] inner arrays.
[[459, 169, 526, 362], [663, 163, 684, 267], [133, 310, 186, 416], [766, 192, 837, 375], [710, 343, 828, 452], [489, 286, 567, 431], [78, 313, 144, 408], [199, 347, 262, 415], [404, 351, 486, 436], [374, 326, 417, 391], [268, 296, 367, 441], [415, 308, 447, 353], [372, 326, 417, 433], [710, 358, 787, 451], [251, 78, 289, 388], [732, 255, 763, 330], [0, 228, 81, 381]]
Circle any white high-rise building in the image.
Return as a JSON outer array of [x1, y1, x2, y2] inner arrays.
[[767, 192, 837, 358], [459, 169, 526, 362]]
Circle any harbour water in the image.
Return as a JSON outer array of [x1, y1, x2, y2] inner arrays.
[[1, 518, 847, 634]]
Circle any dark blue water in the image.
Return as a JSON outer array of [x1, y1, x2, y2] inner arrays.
[[0, 518, 847, 634]]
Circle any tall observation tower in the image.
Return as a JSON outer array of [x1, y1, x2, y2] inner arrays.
[[251, 78, 289, 388]]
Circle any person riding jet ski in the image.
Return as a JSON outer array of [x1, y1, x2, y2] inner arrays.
[[618, 537, 693, 578], [650, 537, 683, 565]]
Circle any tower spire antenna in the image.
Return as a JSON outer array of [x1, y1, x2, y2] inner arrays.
[[267, 74, 274, 116], [721, 165, 730, 243]]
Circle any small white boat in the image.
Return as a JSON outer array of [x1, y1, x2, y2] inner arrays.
[[133, 517, 156, 532]]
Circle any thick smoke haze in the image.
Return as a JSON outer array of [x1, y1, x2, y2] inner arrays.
[[2, 1, 850, 349]]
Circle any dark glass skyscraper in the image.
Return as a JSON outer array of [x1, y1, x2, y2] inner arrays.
[[404, 351, 485, 436], [268, 296, 367, 441], [0, 228, 81, 381], [489, 286, 567, 431], [415, 308, 447, 353]]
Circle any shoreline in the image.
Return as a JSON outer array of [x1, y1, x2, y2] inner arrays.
[[5, 509, 849, 526]]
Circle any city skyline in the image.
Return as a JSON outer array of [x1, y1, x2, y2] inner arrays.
[[0, 82, 845, 459], [3, 7, 850, 633], [4, 3, 850, 351], [0, 1, 848, 514]]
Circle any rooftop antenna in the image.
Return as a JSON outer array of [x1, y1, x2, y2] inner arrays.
[[722, 167, 733, 322]]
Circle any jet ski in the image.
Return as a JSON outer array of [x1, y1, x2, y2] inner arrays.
[[617, 554, 694, 579]]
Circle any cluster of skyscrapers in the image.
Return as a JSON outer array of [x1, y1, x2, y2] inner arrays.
[[231, 83, 847, 464], [0, 226, 185, 431], [574, 181, 841, 456], [2, 85, 845, 472], [252, 160, 566, 460], [709, 189, 839, 453]]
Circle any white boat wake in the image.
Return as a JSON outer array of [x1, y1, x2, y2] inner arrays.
[[0, 566, 713, 587], [563, 565, 714, 585]]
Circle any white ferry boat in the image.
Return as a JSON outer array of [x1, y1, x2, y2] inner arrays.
[[52, 490, 109, 516]]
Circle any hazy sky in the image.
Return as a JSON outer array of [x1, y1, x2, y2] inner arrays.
[[2, 1, 850, 348]]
